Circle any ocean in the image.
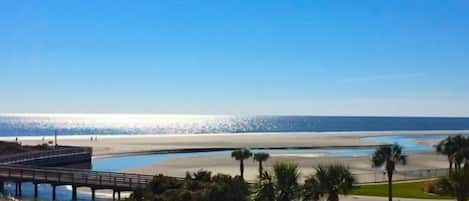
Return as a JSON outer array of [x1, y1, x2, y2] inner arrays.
[[0, 114, 468, 136]]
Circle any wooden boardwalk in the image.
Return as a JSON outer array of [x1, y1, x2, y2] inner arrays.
[[0, 147, 154, 201]]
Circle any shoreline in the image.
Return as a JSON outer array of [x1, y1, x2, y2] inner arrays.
[[1, 129, 469, 140]]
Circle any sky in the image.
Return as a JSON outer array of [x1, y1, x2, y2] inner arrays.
[[1, 0, 469, 116]]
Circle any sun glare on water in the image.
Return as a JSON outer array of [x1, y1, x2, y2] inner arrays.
[[0, 113, 251, 135]]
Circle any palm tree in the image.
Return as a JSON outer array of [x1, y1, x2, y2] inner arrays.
[[208, 174, 250, 201], [253, 172, 275, 201], [231, 148, 252, 180], [302, 175, 322, 201], [254, 152, 270, 176], [273, 162, 300, 201], [436, 136, 459, 173], [450, 135, 469, 170], [313, 164, 355, 201], [191, 169, 212, 182], [371, 143, 407, 201], [437, 135, 469, 172], [253, 162, 300, 201]]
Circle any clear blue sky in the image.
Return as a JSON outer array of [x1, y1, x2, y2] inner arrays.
[[1, 1, 468, 116]]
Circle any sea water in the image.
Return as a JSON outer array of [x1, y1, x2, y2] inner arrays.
[[1, 114, 468, 136]]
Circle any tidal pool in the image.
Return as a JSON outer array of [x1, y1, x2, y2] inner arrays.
[[92, 134, 452, 172]]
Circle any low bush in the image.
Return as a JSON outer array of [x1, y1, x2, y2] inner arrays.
[[423, 180, 438, 194], [131, 170, 249, 201]]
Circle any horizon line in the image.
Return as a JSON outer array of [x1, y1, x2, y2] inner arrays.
[[0, 113, 468, 118]]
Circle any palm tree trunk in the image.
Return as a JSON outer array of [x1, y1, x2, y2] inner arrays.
[[327, 193, 339, 201], [258, 161, 263, 176], [387, 171, 393, 201], [278, 192, 285, 201], [449, 160, 453, 174], [457, 192, 467, 201], [240, 159, 244, 180]]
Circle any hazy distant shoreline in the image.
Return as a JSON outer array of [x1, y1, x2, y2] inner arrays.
[[1, 129, 469, 140]]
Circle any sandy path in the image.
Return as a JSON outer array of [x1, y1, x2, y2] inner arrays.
[[341, 195, 452, 201]]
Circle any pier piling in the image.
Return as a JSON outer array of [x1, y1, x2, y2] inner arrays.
[[52, 185, 56, 201], [72, 185, 77, 201], [34, 183, 38, 197], [91, 188, 96, 201], [18, 182, 22, 196], [14, 182, 18, 196]]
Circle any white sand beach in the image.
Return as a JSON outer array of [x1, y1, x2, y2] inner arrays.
[[123, 152, 449, 182]]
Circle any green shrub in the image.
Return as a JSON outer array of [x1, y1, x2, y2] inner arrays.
[[434, 177, 453, 195], [130, 172, 248, 201]]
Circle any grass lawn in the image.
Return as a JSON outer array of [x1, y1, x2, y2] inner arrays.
[[351, 181, 453, 200]]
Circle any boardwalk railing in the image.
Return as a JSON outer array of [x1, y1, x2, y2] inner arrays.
[[0, 146, 154, 200], [0, 164, 153, 190], [0, 147, 92, 165], [353, 168, 449, 183]]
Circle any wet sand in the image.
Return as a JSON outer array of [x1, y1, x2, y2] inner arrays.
[[11, 130, 468, 157]]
